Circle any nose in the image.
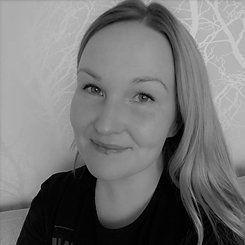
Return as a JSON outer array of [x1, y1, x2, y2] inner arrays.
[[93, 100, 126, 136]]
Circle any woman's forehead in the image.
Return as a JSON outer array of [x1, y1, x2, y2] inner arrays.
[[78, 22, 174, 86]]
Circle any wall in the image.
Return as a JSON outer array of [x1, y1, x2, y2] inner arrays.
[[0, 0, 245, 211]]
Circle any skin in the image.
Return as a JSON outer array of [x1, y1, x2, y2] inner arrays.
[[70, 21, 177, 228]]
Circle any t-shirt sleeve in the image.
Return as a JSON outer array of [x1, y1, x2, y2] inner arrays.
[[16, 172, 68, 245]]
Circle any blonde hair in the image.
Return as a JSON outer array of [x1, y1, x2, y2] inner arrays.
[[70, 0, 245, 244]]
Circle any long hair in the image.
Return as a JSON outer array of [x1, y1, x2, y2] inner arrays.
[[70, 0, 245, 244]]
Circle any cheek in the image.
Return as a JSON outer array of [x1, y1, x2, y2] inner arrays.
[[70, 95, 92, 133], [131, 109, 171, 148]]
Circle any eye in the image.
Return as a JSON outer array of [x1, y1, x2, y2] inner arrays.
[[82, 83, 103, 96], [134, 91, 155, 104]]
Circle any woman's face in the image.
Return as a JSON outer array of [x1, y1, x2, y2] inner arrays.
[[70, 22, 176, 181]]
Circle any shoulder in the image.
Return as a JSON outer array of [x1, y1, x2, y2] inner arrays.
[[41, 165, 86, 187], [16, 166, 88, 243], [40, 165, 87, 202]]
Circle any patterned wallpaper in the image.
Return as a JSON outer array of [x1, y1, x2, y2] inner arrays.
[[0, 0, 245, 211]]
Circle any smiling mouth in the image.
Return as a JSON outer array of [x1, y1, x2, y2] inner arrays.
[[91, 140, 130, 154]]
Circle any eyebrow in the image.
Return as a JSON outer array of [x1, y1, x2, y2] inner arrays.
[[77, 67, 168, 92]]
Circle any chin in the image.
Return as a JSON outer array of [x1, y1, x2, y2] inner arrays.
[[85, 161, 137, 182]]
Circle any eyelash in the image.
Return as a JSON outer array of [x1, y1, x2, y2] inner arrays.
[[81, 83, 155, 103]]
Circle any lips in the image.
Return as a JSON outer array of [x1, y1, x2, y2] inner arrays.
[[91, 139, 130, 151]]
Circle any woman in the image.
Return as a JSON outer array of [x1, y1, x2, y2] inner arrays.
[[17, 0, 245, 244]]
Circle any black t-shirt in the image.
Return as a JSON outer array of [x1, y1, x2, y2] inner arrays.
[[16, 165, 224, 245]]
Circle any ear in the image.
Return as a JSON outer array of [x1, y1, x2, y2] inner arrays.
[[167, 122, 179, 138]]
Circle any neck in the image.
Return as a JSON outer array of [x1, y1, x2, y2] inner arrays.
[[95, 156, 164, 228]]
